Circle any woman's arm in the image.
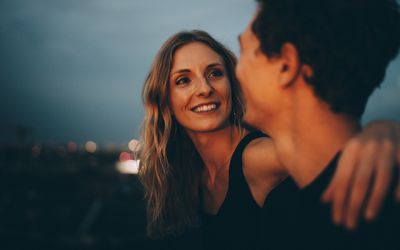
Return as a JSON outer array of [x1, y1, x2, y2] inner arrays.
[[322, 120, 400, 230]]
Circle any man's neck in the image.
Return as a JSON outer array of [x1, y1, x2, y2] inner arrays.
[[263, 92, 361, 188]]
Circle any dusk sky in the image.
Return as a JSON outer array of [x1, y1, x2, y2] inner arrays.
[[1, 0, 399, 145]]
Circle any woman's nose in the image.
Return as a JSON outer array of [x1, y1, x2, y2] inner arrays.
[[195, 78, 213, 97]]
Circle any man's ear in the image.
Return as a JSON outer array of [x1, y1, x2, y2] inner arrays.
[[279, 43, 302, 87]]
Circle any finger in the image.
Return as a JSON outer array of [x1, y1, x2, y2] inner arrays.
[[395, 147, 400, 202], [322, 182, 333, 203], [364, 139, 395, 221], [330, 139, 360, 225], [344, 142, 377, 230]]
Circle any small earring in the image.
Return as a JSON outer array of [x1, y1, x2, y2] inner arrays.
[[232, 110, 237, 122]]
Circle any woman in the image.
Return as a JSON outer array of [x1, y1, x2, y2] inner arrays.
[[138, 30, 400, 248]]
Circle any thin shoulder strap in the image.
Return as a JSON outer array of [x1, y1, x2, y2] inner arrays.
[[228, 130, 268, 195]]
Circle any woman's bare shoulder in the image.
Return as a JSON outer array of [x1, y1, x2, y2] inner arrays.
[[241, 136, 286, 206], [242, 136, 283, 177]]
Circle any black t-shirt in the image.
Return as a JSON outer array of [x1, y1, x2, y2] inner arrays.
[[261, 153, 400, 250]]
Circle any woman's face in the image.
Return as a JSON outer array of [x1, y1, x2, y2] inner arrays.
[[168, 42, 232, 134]]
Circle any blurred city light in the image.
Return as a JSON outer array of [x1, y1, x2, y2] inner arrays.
[[85, 141, 97, 153], [116, 160, 140, 174], [119, 151, 133, 162], [67, 141, 78, 153], [128, 139, 139, 152]]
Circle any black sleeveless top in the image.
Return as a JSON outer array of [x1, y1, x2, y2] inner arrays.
[[201, 131, 267, 250]]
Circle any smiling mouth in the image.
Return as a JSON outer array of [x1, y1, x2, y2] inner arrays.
[[191, 103, 220, 113]]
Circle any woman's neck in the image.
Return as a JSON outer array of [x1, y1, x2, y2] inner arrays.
[[187, 125, 245, 176]]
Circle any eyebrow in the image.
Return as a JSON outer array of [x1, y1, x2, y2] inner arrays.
[[171, 69, 190, 76], [206, 62, 223, 70], [170, 62, 223, 76]]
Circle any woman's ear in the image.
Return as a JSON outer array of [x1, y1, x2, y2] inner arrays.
[[279, 42, 302, 87]]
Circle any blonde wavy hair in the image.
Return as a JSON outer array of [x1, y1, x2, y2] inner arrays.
[[138, 30, 244, 238]]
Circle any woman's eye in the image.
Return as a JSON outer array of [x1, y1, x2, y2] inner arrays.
[[208, 69, 224, 79], [175, 77, 190, 85]]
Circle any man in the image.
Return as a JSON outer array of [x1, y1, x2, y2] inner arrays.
[[236, 0, 400, 249]]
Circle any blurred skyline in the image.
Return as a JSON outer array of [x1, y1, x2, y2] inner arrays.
[[1, 0, 399, 145]]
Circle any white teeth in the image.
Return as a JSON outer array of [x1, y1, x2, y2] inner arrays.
[[193, 104, 217, 113]]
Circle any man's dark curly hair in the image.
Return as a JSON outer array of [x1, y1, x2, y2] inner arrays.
[[253, 0, 400, 119]]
